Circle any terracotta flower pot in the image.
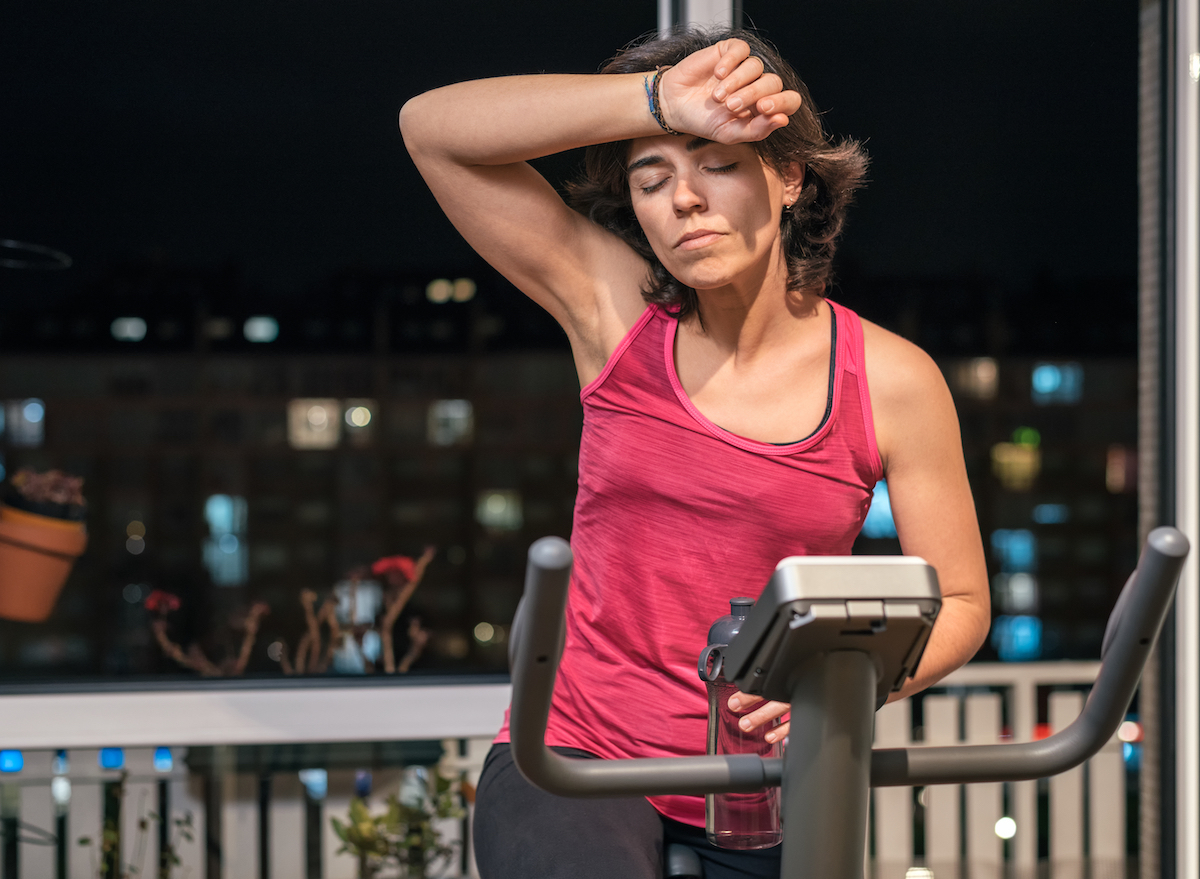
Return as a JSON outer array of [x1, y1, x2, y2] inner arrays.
[[0, 505, 87, 622]]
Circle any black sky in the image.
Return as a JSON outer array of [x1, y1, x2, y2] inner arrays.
[[0, 1, 1137, 305]]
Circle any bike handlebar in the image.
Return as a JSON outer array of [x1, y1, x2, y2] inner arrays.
[[509, 528, 1187, 796]]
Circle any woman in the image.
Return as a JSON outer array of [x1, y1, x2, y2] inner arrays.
[[401, 28, 990, 879]]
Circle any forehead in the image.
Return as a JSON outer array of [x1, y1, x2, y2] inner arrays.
[[625, 136, 758, 172]]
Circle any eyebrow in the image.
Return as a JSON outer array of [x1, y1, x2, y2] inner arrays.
[[625, 137, 714, 174]]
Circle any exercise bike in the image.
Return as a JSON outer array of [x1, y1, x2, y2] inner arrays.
[[507, 528, 1188, 878]]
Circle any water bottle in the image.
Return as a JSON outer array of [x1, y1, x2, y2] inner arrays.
[[697, 597, 783, 850]]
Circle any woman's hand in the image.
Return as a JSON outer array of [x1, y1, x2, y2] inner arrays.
[[658, 38, 802, 144], [729, 691, 790, 744]]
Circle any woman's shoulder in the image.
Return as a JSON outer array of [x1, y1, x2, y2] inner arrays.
[[857, 316, 952, 411]]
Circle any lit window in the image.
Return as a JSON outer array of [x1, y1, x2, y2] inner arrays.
[[343, 399, 376, 447], [6, 398, 45, 448], [426, 278, 454, 303], [476, 489, 523, 531], [1107, 444, 1136, 493], [474, 621, 496, 643], [993, 572, 1039, 613], [991, 529, 1037, 573], [334, 579, 383, 625], [860, 481, 897, 539], [1032, 503, 1069, 524], [1031, 362, 1083, 405], [110, 317, 147, 341], [203, 317, 233, 340], [991, 443, 1040, 491], [992, 615, 1042, 661], [203, 494, 248, 586], [452, 278, 477, 302], [243, 316, 280, 343], [951, 357, 998, 400], [287, 398, 341, 449], [428, 399, 474, 446]]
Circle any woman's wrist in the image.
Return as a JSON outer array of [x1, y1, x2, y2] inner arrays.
[[643, 66, 681, 136]]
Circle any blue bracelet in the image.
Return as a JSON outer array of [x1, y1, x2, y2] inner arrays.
[[644, 66, 681, 136]]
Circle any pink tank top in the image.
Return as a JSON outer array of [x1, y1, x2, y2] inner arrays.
[[496, 300, 883, 826]]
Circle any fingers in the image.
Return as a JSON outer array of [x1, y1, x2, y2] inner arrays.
[[729, 692, 790, 744]]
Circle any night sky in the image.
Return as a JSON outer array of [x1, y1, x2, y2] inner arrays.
[[1, 1, 1137, 317]]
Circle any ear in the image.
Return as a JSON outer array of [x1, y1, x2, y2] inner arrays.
[[782, 161, 805, 205]]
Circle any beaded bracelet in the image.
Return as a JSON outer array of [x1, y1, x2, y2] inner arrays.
[[644, 65, 681, 136]]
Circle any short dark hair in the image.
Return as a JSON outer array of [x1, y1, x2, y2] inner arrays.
[[566, 28, 869, 320]]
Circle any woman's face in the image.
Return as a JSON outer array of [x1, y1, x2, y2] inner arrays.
[[626, 135, 801, 293]]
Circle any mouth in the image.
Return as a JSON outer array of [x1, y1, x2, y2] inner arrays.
[[675, 230, 724, 251]]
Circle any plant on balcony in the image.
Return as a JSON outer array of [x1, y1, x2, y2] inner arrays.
[[145, 588, 271, 676], [0, 467, 88, 622], [331, 767, 466, 879], [273, 546, 436, 675], [76, 769, 196, 878]]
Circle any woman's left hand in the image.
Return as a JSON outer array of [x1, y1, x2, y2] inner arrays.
[[729, 691, 789, 744]]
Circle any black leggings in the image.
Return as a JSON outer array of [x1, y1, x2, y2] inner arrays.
[[472, 744, 782, 879]]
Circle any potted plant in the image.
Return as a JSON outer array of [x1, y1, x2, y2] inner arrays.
[[331, 767, 465, 878], [0, 467, 88, 622]]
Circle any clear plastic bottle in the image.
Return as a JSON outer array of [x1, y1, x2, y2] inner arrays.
[[698, 598, 783, 850]]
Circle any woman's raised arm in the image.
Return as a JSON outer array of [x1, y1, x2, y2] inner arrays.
[[398, 39, 802, 373]]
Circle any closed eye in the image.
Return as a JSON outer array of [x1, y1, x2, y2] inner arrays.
[[637, 176, 670, 195], [707, 162, 739, 174]]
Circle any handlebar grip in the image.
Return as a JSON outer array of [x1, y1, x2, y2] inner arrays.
[[872, 525, 1189, 786], [508, 536, 783, 796]]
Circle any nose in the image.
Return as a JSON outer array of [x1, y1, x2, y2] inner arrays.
[[671, 172, 705, 214]]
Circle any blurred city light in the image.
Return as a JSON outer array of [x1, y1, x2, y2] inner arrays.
[[203, 317, 233, 340], [452, 277, 477, 302], [204, 494, 248, 586], [288, 398, 341, 449], [428, 399, 474, 447], [1107, 445, 1135, 493], [992, 529, 1037, 572], [995, 817, 1017, 839], [154, 748, 173, 772], [6, 398, 46, 448], [1031, 362, 1083, 405], [51, 776, 71, 805], [991, 441, 1040, 491], [111, 317, 147, 341], [952, 357, 998, 400], [994, 572, 1038, 614], [343, 399, 377, 447], [992, 615, 1042, 661], [476, 489, 523, 531], [474, 622, 496, 644], [426, 278, 454, 304], [243, 316, 280, 343], [299, 768, 328, 800], [0, 750, 23, 772], [1118, 720, 1143, 743], [861, 480, 897, 539], [99, 748, 124, 770], [1032, 503, 1069, 524]]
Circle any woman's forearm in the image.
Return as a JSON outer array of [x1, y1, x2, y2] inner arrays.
[[890, 593, 991, 702], [399, 72, 661, 168]]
